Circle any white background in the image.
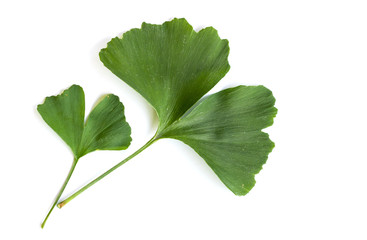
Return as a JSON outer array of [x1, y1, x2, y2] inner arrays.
[[1, 0, 366, 239]]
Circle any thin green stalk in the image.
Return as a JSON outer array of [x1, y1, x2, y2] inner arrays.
[[41, 158, 78, 228], [57, 136, 157, 208]]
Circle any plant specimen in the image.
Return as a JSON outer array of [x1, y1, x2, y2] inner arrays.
[[57, 18, 277, 207], [38, 18, 277, 227], [38, 85, 131, 228]]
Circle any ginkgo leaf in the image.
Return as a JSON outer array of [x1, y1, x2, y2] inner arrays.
[[98, 18, 275, 195], [100, 18, 230, 131], [37, 85, 131, 159], [38, 85, 131, 228], [160, 86, 277, 195]]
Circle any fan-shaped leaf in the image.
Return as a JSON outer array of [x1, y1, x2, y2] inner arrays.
[[100, 18, 230, 131], [38, 85, 132, 227], [37, 85, 131, 159], [160, 86, 277, 195], [98, 18, 276, 195]]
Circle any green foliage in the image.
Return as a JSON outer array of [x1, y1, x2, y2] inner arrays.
[[39, 19, 277, 227], [161, 86, 277, 195], [38, 85, 131, 159], [38, 85, 85, 157], [99, 18, 277, 195], [38, 85, 131, 228], [99, 18, 230, 131]]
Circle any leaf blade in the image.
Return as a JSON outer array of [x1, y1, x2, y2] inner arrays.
[[78, 94, 132, 157], [161, 85, 277, 195], [99, 18, 230, 130], [38, 85, 132, 159], [37, 85, 85, 157]]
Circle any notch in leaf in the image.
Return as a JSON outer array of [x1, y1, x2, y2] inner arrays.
[[58, 18, 277, 208], [38, 85, 131, 228]]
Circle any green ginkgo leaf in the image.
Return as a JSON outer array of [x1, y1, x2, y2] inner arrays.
[[58, 18, 276, 210], [38, 85, 131, 227], [38, 85, 131, 159], [100, 18, 230, 131], [160, 86, 277, 195], [99, 18, 275, 195]]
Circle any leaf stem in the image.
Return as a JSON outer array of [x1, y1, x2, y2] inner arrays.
[[41, 158, 78, 228], [57, 136, 158, 209]]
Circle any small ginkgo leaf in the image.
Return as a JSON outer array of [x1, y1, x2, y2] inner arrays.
[[38, 85, 131, 228], [100, 18, 230, 131], [37, 85, 131, 159], [160, 86, 277, 195]]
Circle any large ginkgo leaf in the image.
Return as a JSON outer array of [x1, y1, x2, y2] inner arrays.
[[97, 18, 277, 196], [160, 86, 277, 195], [99, 18, 230, 131]]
